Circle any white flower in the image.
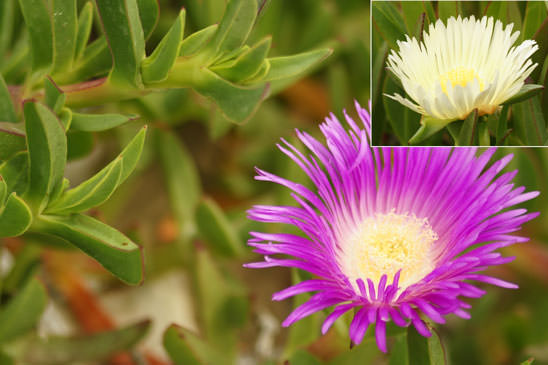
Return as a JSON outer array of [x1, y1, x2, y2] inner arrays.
[[385, 15, 538, 121]]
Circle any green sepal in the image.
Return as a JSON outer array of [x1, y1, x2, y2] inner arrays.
[[0, 127, 26, 161], [0, 192, 32, 237], [0, 74, 17, 122], [211, 37, 272, 83], [34, 214, 143, 285], [74, 2, 94, 62], [141, 9, 185, 84], [208, 0, 257, 55], [21, 320, 151, 364], [23, 101, 67, 212], [45, 158, 123, 214], [0, 278, 47, 343], [262, 48, 332, 82], [179, 24, 218, 57], [70, 112, 137, 132], [44, 77, 66, 114], [195, 197, 243, 257], [95, 0, 145, 88], [409, 116, 455, 145], [52, 0, 77, 73], [18, 0, 54, 73], [163, 324, 224, 365], [503, 84, 544, 106]]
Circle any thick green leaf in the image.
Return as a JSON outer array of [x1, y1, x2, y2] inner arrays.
[[156, 129, 201, 239], [212, 37, 271, 82], [194, 68, 267, 122], [195, 197, 243, 257], [44, 78, 66, 114], [513, 96, 547, 145], [409, 116, 455, 145], [522, 1, 547, 41], [485, 1, 508, 24], [437, 1, 460, 21], [142, 9, 185, 83], [0, 152, 29, 195], [70, 112, 136, 132], [407, 326, 446, 365], [58, 107, 72, 130], [74, 2, 94, 62], [195, 249, 238, 356], [496, 104, 510, 145], [163, 325, 202, 365], [0, 75, 16, 122], [22, 320, 150, 364], [137, 0, 159, 40], [117, 126, 147, 183], [209, 0, 257, 55], [0, 179, 5, 202], [1, 244, 41, 295], [52, 0, 77, 73], [34, 214, 143, 284], [0, 0, 15, 61], [45, 158, 123, 214], [503, 84, 544, 106], [180, 25, 218, 57], [401, 2, 424, 35], [478, 121, 490, 146], [372, 1, 407, 49], [456, 109, 479, 146], [68, 38, 112, 82], [163, 324, 224, 365], [0, 278, 47, 343], [262, 48, 332, 82], [23, 101, 67, 211], [95, 0, 145, 88], [327, 338, 380, 365], [422, 1, 436, 24], [0, 127, 25, 161], [0, 193, 32, 237], [18, 0, 53, 72]]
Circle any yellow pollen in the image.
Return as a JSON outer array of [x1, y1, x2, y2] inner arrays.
[[439, 67, 484, 94], [340, 212, 438, 297]]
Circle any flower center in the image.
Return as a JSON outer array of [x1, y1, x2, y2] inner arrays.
[[341, 212, 438, 297], [439, 67, 484, 94]]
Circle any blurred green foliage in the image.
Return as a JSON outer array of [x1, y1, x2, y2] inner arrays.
[[372, 1, 548, 146]]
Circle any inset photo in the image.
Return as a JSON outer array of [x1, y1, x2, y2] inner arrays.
[[371, 1, 547, 146]]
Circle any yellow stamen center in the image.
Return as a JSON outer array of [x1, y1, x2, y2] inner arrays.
[[341, 212, 438, 297], [439, 67, 484, 94]]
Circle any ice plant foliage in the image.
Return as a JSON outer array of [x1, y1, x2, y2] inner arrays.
[[385, 16, 538, 121], [245, 102, 539, 352]]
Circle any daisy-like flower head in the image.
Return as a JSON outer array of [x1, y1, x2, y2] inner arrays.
[[386, 15, 538, 121], [245, 102, 539, 352]]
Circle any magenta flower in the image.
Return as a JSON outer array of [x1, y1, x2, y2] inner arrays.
[[245, 101, 539, 352]]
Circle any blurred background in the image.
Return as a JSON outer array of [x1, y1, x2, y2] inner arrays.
[[3, 1, 548, 364]]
